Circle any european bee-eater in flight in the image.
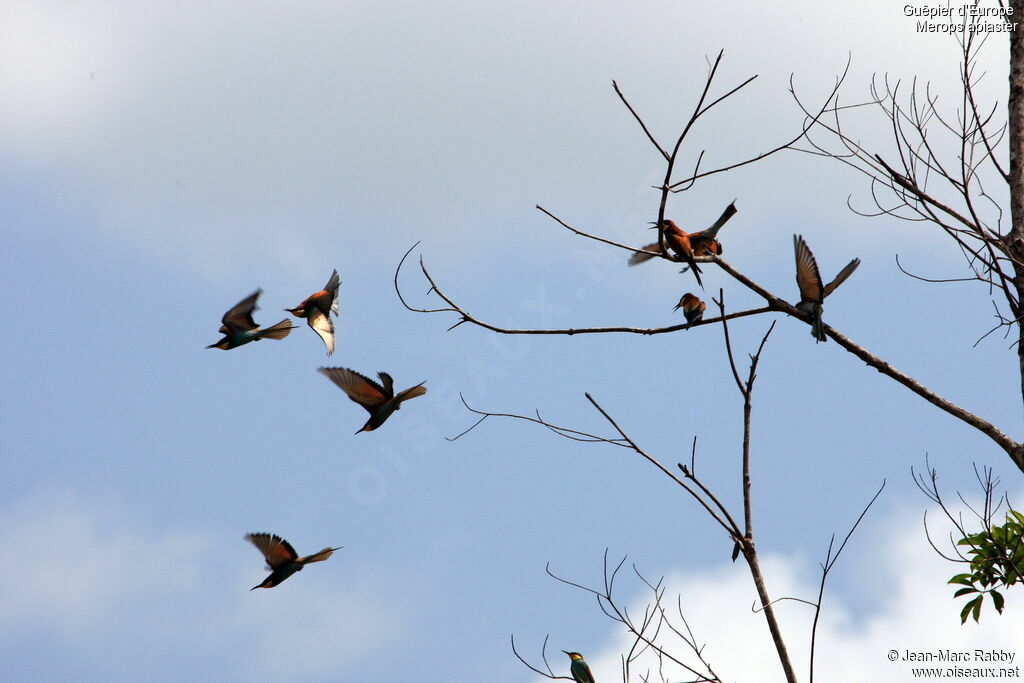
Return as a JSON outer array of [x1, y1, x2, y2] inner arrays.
[[287, 268, 341, 355], [629, 202, 738, 287], [793, 234, 860, 343], [317, 367, 427, 433], [245, 532, 342, 590], [562, 651, 596, 683], [206, 289, 294, 350], [674, 292, 706, 328]]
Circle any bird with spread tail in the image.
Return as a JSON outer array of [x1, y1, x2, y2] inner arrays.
[[793, 234, 860, 343], [628, 202, 739, 287], [206, 289, 294, 350], [674, 292, 706, 328], [244, 533, 342, 590], [287, 269, 341, 355], [562, 651, 596, 683], [318, 367, 427, 433]]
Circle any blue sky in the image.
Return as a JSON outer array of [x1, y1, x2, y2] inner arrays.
[[3, 1, 1023, 681]]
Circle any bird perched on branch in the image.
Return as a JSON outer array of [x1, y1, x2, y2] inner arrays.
[[318, 367, 427, 433], [245, 533, 342, 590], [628, 202, 738, 285], [287, 269, 341, 355], [206, 289, 294, 350], [562, 651, 596, 683], [793, 234, 860, 343], [674, 292, 706, 328]]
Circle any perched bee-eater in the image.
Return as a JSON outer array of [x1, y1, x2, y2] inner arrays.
[[653, 219, 703, 287], [245, 532, 342, 590], [206, 289, 294, 350], [674, 292, 706, 328], [287, 269, 341, 355], [562, 651, 596, 683], [793, 234, 860, 343], [629, 203, 738, 288], [318, 366, 427, 434]]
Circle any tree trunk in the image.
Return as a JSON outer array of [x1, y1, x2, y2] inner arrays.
[[1010, 3, 1024, 417]]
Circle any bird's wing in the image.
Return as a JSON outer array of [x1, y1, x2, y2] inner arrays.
[[573, 660, 596, 683], [222, 290, 261, 333], [394, 382, 427, 405], [324, 269, 341, 315], [377, 372, 394, 397], [692, 239, 722, 257], [318, 367, 389, 413], [296, 546, 341, 565], [245, 533, 298, 570], [628, 242, 660, 266], [822, 257, 861, 299], [668, 232, 703, 288], [793, 235, 824, 303], [307, 310, 336, 355]]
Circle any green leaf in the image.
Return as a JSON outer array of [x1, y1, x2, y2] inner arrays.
[[949, 574, 975, 586], [972, 595, 983, 622], [991, 590, 1005, 613], [953, 587, 977, 598], [961, 596, 979, 624]]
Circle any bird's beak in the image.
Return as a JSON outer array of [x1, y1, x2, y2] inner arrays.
[[561, 650, 571, 655]]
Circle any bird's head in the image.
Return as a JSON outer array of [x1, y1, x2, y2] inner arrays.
[[562, 651, 584, 661], [648, 219, 678, 231], [285, 306, 306, 316]]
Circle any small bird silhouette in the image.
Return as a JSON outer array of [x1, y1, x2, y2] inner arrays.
[[206, 290, 294, 350], [793, 235, 860, 343], [562, 651, 596, 683], [287, 269, 341, 355], [674, 292, 706, 328], [628, 202, 738, 281], [318, 367, 427, 433], [244, 533, 342, 590]]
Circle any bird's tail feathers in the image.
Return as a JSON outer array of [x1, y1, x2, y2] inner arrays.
[[812, 311, 827, 343], [260, 319, 295, 340], [299, 547, 342, 564], [395, 383, 427, 404]]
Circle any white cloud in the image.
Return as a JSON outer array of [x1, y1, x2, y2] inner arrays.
[[534, 505, 1024, 683], [0, 0, 1006, 277], [0, 492, 400, 680]]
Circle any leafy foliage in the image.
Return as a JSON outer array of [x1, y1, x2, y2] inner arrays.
[[948, 510, 1024, 623]]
